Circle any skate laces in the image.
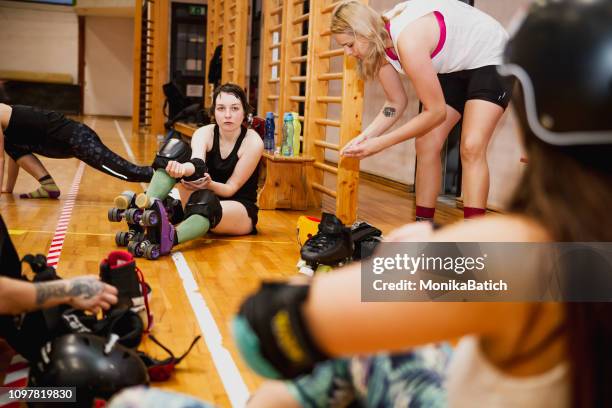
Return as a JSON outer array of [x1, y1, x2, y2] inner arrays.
[[138, 334, 201, 381], [135, 266, 153, 333], [305, 233, 339, 252]]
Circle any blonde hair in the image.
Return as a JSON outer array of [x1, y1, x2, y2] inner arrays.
[[331, 0, 389, 79]]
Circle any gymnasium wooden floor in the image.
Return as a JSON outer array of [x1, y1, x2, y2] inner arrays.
[[1, 116, 462, 406]]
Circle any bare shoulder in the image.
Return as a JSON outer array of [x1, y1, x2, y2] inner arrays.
[[193, 123, 215, 138], [245, 129, 264, 150], [432, 214, 551, 243], [0, 103, 11, 129]]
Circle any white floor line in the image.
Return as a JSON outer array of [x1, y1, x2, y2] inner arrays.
[[113, 119, 147, 191], [172, 252, 250, 408]]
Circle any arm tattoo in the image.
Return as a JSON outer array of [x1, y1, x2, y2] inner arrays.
[[383, 106, 396, 117], [35, 281, 69, 305], [35, 279, 102, 305]]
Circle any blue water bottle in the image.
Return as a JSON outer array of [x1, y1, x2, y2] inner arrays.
[[282, 113, 294, 156], [264, 112, 275, 152]]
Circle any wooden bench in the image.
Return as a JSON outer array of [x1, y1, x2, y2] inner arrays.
[[173, 121, 314, 210], [258, 152, 314, 210]]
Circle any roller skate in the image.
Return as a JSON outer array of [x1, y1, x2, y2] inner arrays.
[[109, 191, 184, 247], [127, 198, 175, 260], [99, 250, 153, 331], [108, 191, 145, 247], [350, 221, 383, 260], [298, 212, 354, 276]]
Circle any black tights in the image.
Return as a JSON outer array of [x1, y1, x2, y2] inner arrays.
[[68, 123, 153, 182]]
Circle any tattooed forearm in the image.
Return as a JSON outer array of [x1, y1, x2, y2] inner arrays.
[[35, 281, 69, 305], [35, 278, 102, 305], [383, 106, 396, 117]]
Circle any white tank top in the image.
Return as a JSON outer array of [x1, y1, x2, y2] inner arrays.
[[383, 0, 508, 74], [446, 336, 570, 408]]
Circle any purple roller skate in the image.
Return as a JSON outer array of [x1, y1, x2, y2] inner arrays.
[[108, 191, 145, 247], [127, 198, 175, 260], [109, 192, 184, 248]]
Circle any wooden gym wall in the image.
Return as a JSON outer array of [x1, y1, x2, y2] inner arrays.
[[258, 0, 366, 224]]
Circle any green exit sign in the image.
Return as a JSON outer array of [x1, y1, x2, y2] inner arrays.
[[189, 5, 206, 16]]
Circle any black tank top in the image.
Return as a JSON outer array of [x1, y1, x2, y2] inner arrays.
[[207, 125, 259, 203], [4, 105, 73, 146]]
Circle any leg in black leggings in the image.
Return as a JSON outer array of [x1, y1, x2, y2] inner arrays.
[[68, 123, 153, 182]]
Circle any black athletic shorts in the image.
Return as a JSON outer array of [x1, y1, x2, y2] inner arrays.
[[437, 65, 515, 115]]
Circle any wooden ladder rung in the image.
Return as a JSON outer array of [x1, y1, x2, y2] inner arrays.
[[314, 161, 338, 175], [318, 72, 343, 81], [312, 182, 337, 198], [271, 6, 282, 16], [314, 140, 340, 151], [268, 78, 280, 84], [293, 13, 309, 24], [291, 35, 308, 44], [315, 118, 341, 127], [269, 42, 282, 50], [319, 48, 344, 58], [267, 95, 280, 100], [291, 55, 308, 63], [270, 60, 281, 66], [228, 69, 235, 73], [289, 96, 306, 102], [290, 76, 307, 83], [321, 29, 331, 36], [269, 24, 282, 33], [229, 15, 236, 22], [317, 96, 341, 104]]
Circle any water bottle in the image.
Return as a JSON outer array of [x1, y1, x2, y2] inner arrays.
[[264, 112, 275, 152], [291, 112, 302, 156], [281, 113, 294, 156]]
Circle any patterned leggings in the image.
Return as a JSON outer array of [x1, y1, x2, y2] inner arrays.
[[66, 123, 153, 182]]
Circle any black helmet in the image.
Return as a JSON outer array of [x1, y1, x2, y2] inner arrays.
[[29, 333, 149, 406], [499, 0, 612, 145]]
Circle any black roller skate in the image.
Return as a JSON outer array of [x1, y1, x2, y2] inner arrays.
[[298, 212, 354, 276], [127, 198, 175, 260], [109, 191, 184, 247], [99, 250, 153, 332], [350, 221, 383, 260]]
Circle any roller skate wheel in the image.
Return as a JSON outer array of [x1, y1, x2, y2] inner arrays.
[[298, 265, 314, 277], [142, 210, 159, 227], [315, 265, 333, 274], [115, 231, 130, 246], [125, 208, 141, 224], [108, 208, 122, 222], [127, 240, 143, 257], [144, 244, 161, 260], [113, 194, 131, 210], [135, 193, 150, 209]]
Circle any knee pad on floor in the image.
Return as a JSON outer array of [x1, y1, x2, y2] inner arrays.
[[152, 138, 192, 170], [184, 190, 223, 228]]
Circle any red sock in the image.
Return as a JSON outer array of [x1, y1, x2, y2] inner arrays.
[[464, 207, 486, 219], [416, 206, 435, 222]]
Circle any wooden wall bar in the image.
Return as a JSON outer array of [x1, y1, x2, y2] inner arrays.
[[131, 0, 169, 138]]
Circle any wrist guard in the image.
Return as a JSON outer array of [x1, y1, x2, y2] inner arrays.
[[182, 158, 208, 182]]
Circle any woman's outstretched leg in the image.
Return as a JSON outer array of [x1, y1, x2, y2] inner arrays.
[[69, 123, 153, 183]]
